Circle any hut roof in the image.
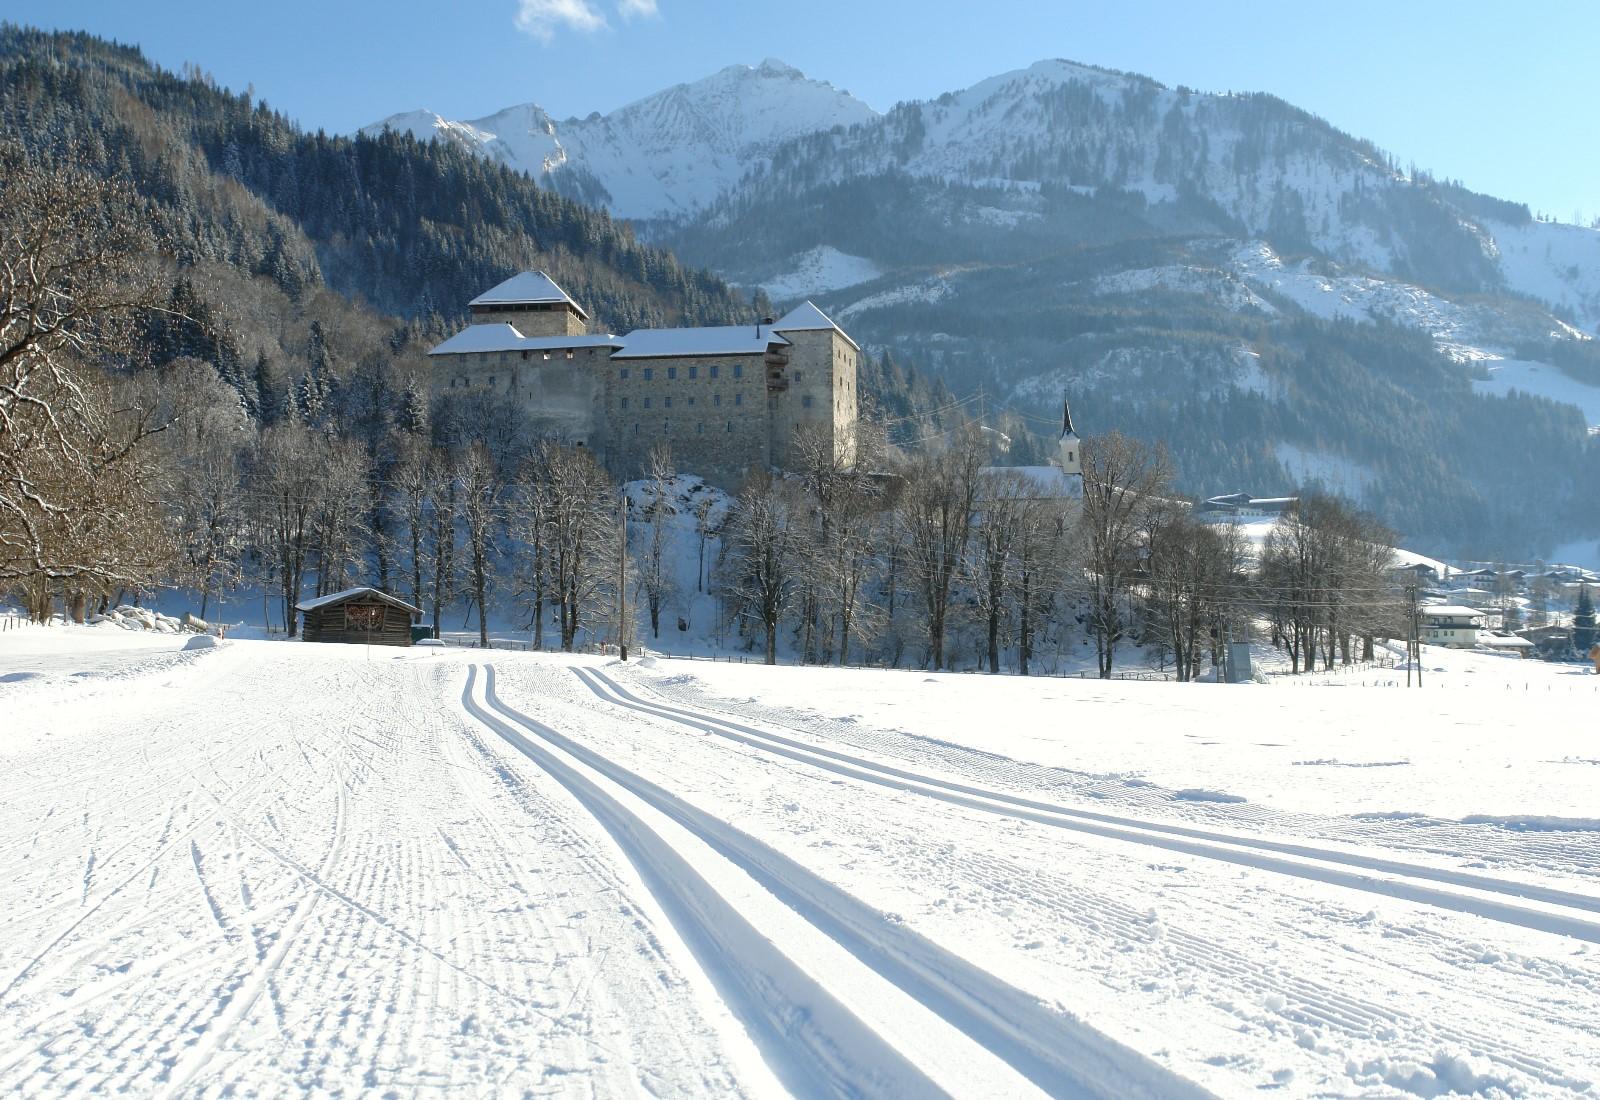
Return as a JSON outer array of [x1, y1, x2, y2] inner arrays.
[[295, 587, 421, 615]]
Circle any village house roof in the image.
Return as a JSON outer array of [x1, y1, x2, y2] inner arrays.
[[427, 325, 623, 356], [979, 465, 1083, 499], [610, 325, 792, 360], [295, 587, 422, 615], [772, 301, 861, 352], [1419, 605, 1484, 619], [469, 271, 589, 319]]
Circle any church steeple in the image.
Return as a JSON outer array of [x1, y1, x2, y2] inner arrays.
[[1058, 394, 1080, 477]]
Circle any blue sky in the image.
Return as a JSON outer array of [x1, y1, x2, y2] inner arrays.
[[13, 1, 1599, 222]]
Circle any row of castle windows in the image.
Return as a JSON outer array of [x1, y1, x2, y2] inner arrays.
[[617, 393, 816, 410], [618, 363, 746, 382], [633, 421, 743, 435]]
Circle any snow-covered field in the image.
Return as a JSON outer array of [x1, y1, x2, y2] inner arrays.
[[4, 624, 1599, 1097]]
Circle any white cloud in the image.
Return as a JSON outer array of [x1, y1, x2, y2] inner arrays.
[[514, 0, 608, 41], [617, 0, 659, 18]]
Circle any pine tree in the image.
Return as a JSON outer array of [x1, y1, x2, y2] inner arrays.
[[1575, 584, 1597, 654]]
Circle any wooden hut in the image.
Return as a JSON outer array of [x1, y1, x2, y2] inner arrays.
[[296, 587, 421, 647]]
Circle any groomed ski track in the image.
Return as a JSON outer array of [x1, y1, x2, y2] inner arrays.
[[571, 666, 1600, 942], [464, 662, 1213, 1100]]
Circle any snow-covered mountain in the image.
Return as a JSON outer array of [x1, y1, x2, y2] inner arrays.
[[364, 59, 877, 220], [365, 57, 1600, 557]]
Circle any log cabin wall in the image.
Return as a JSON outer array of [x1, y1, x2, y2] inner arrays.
[[301, 600, 414, 646]]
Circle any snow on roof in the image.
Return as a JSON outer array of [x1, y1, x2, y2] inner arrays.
[[469, 271, 588, 318], [295, 587, 421, 615], [428, 325, 622, 356], [771, 300, 861, 351], [1479, 634, 1534, 647], [610, 325, 790, 360], [1419, 605, 1484, 618], [981, 465, 1082, 498]]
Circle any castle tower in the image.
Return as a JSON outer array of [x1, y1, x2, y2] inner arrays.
[[1058, 395, 1081, 477], [467, 271, 588, 338], [769, 301, 860, 470]]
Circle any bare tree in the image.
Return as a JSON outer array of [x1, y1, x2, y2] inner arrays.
[[637, 443, 676, 640], [727, 473, 805, 664], [457, 444, 503, 648], [539, 442, 618, 651], [1080, 431, 1172, 677], [252, 423, 323, 636], [1, 149, 172, 610], [895, 425, 986, 670]]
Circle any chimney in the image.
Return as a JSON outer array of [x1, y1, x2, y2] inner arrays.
[[756, 316, 774, 338]]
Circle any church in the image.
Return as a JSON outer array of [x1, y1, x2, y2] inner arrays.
[[428, 271, 860, 484]]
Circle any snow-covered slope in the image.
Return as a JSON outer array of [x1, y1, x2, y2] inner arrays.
[[364, 59, 877, 220]]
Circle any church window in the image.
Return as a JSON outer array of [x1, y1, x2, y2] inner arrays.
[[643, 368, 654, 381], [668, 366, 678, 380], [689, 365, 698, 379], [710, 364, 720, 379]]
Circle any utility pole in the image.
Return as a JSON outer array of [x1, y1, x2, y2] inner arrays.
[[617, 492, 629, 662]]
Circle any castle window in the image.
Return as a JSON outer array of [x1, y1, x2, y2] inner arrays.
[[689, 365, 698, 379], [725, 421, 733, 432], [733, 364, 743, 380], [643, 397, 651, 409], [664, 396, 672, 409], [667, 366, 677, 380], [620, 368, 630, 380], [713, 394, 721, 407], [697, 422, 704, 434], [565, 350, 575, 359], [643, 368, 654, 381], [489, 375, 497, 386], [687, 396, 695, 407], [620, 397, 629, 410], [710, 365, 720, 379], [520, 351, 529, 360], [802, 395, 813, 408], [634, 423, 640, 434], [734, 393, 743, 407], [794, 370, 803, 382], [542, 352, 551, 360], [479, 353, 488, 365]]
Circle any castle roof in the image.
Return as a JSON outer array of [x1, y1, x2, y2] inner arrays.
[[611, 325, 791, 360], [428, 324, 621, 356], [772, 301, 860, 351], [469, 271, 589, 319]]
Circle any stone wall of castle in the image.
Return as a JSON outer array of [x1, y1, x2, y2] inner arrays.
[[602, 352, 771, 483]]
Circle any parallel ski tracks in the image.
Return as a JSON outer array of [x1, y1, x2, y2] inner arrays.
[[466, 662, 1215, 1100], [573, 666, 1600, 944]]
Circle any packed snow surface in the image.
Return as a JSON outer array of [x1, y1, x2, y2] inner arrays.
[[3, 624, 1598, 1096]]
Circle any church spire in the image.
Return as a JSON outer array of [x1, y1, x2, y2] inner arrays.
[[1058, 393, 1081, 478], [1060, 394, 1077, 438]]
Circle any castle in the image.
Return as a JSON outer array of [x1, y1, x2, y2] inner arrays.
[[428, 272, 860, 484]]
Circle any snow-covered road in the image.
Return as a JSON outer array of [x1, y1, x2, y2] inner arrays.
[[3, 634, 1599, 1096]]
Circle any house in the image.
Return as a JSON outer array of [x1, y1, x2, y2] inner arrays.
[[1418, 605, 1483, 649], [1197, 492, 1298, 519], [428, 271, 860, 485], [297, 587, 421, 647], [1518, 624, 1574, 659], [1477, 632, 1535, 658]]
